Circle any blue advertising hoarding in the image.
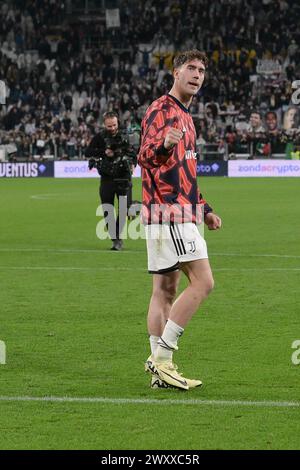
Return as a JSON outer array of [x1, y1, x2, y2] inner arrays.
[[197, 161, 228, 177], [0, 162, 54, 178]]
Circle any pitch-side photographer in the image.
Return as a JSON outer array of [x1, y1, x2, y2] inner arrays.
[[85, 111, 137, 251]]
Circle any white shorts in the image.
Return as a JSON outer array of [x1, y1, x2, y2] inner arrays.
[[145, 223, 208, 274]]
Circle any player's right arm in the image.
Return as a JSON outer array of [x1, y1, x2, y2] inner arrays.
[[138, 108, 183, 168]]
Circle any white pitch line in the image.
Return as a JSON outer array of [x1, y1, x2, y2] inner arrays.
[[0, 247, 144, 254], [211, 252, 300, 259], [0, 248, 300, 259], [0, 266, 144, 271], [30, 193, 61, 200], [0, 266, 299, 272], [0, 396, 299, 408], [215, 268, 300, 272]]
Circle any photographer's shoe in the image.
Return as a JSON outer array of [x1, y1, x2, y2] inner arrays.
[[111, 239, 123, 251]]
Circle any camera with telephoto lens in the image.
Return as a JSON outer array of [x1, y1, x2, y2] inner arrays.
[[88, 151, 132, 179], [88, 131, 133, 179]]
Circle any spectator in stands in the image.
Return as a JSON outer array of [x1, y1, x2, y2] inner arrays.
[[0, 0, 299, 161], [265, 111, 279, 134], [247, 111, 265, 134], [283, 106, 299, 131]]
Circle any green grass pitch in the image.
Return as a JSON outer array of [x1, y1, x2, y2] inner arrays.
[[0, 176, 299, 450]]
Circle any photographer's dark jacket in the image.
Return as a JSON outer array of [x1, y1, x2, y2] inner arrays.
[[85, 129, 137, 178]]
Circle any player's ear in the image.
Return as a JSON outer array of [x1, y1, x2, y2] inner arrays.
[[173, 67, 179, 79]]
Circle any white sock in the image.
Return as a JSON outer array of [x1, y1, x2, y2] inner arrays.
[[155, 320, 184, 363], [149, 335, 160, 356]]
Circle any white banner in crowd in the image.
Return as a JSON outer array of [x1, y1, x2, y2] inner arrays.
[[54, 161, 141, 178], [228, 160, 300, 177], [105, 8, 120, 28], [256, 59, 282, 75]]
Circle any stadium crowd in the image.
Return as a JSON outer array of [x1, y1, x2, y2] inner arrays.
[[0, 0, 300, 160]]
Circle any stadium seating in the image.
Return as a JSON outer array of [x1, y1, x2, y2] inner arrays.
[[0, 0, 299, 160]]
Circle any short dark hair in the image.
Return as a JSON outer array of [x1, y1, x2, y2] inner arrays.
[[250, 110, 261, 118], [103, 111, 118, 122], [173, 50, 209, 70], [265, 111, 277, 119]]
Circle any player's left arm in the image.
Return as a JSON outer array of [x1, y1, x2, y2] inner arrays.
[[204, 212, 222, 230], [200, 193, 222, 230]]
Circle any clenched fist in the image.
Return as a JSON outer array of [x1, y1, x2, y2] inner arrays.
[[164, 127, 184, 150], [204, 213, 222, 230]]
